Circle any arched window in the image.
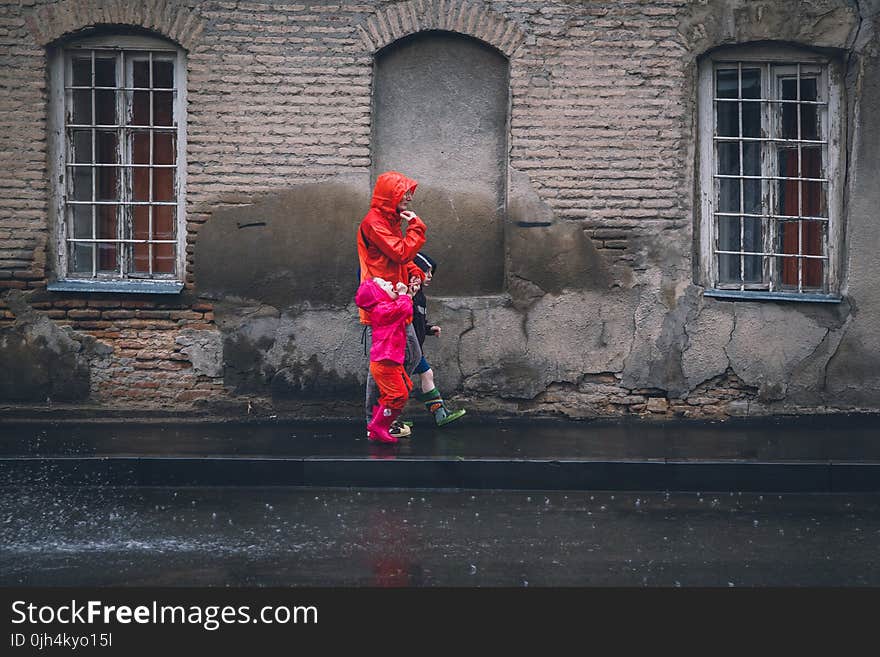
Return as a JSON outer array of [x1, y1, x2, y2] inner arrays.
[[48, 31, 187, 292], [698, 44, 844, 302], [373, 31, 508, 295]]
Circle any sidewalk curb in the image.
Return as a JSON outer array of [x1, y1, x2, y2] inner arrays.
[[3, 456, 880, 492]]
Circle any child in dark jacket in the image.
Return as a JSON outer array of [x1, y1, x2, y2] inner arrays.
[[354, 277, 417, 444], [409, 253, 466, 426]]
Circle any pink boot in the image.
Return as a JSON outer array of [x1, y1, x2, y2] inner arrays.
[[367, 405, 399, 444]]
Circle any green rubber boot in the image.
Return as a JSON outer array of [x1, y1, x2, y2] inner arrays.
[[419, 388, 466, 427]]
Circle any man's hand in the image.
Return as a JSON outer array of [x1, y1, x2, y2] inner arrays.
[[399, 210, 417, 222], [431, 325, 442, 337]]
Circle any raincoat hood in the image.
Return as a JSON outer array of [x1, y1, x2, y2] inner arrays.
[[370, 171, 418, 217], [355, 278, 392, 312]]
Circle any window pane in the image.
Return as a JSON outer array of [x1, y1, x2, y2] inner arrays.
[[153, 61, 174, 89], [154, 204, 176, 275], [154, 91, 173, 126], [132, 90, 149, 126], [133, 60, 149, 88], [743, 179, 761, 215], [95, 131, 117, 163], [718, 178, 740, 212], [96, 204, 118, 240], [778, 221, 802, 288], [153, 242, 175, 274], [743, 216, 763, 283], [742, 141, 761, 177], [801, 79, 819, 140], [742, 100, 760, 137], [717, 142, 739, 175], [95, 89, 116, 125], [72, 90, 91, 124], [802, 147, 826, 216], [153, 168, 175, 201], [72, 57, 91, 86], [70, 242, 94, 273], [131, 205, 151, 274], [71, 168, 92, 201], [716, 101, 738, 137], [777, 148, 799, 216], [154, 205, 175, 240], [132, 167, 150, 201], [716, 69, 738, 98], [94, 58, 115, 87], [72, 205, 92, 238], [97, 242, 118, 272], [154, 132, 176, 165], [781, 77, 797, 101], [96, 166, 119, 201], [72, 130, 92, 163], [97, 204, 118, 272], [718, 215, 741, 284], [800, 77, 817, 101], [802, 221, 825, 289], [741, 68, 760, 99], [132, 131, 150, 164]]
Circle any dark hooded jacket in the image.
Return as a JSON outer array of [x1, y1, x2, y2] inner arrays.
[[411, 252, 438, 347]]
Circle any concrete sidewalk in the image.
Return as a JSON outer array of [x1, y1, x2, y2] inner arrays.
[[1, 413, 879, 492]]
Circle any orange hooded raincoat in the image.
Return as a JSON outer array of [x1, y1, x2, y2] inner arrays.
[[357, 171, 427, 324]]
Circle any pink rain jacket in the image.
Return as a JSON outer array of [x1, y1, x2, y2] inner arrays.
[[354, 279, 413, 365]]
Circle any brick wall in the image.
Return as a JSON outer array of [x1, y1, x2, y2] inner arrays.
[[1, 0, 859, 416]]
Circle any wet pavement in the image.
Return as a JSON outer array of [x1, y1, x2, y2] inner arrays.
[[1, 414, 879, 491], [2, 485, 879, 586]]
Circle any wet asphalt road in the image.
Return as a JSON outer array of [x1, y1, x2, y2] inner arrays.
[[3, 486, 879, 587]]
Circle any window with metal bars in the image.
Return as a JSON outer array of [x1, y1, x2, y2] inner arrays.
[[698, 47, 843, 301], [49, 34, 186, 288]]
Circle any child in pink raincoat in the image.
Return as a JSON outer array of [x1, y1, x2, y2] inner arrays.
[[354, 277, 419, 443]]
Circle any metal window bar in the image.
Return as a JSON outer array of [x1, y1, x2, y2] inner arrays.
[[149, 51, 154, 276], [715, 212, 829, 222], [68, 200, 176, 205], [68, 238, 176, 243], [90, 51, 97, 278], [737, 63, 745, 290], [716, 250, 827, 259], [797, 63, 804, 292]]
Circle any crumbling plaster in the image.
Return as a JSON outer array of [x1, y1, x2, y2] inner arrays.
[[5, 0, 877, 417]]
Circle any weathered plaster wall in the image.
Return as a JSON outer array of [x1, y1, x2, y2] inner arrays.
[[1, 0, 878, 419]]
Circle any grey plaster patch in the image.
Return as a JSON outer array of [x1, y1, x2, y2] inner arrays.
[[526, 290, 634, 380], [506, 169, 612, 303], [373, 31, 508, 295], [194, 177, 369, 309], [216, 299, 363, 399], [726, 303, 830, 395], [681, 299, 735, 390], [175, 329, 223, 378], [458, 301, 536, 397], [680, 0, 859, 55], [0, 291, 111, 402]]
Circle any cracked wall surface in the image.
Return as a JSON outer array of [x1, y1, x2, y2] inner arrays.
[[2, 0, 879, 418]]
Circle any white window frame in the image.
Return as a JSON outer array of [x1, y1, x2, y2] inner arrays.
[[48, 33, 187, 293], [698, 45, 844, 302]]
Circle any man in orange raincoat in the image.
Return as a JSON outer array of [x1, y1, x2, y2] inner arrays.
[[357, 171, 427, 438]]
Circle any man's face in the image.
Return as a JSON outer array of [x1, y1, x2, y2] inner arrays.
[[396, 190, 414, 214]]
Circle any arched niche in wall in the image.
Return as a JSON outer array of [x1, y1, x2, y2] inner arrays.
[[373, 31, 508, 296]]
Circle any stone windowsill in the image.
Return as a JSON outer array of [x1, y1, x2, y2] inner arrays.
[[47, 280, 185, 295], [704, 289, 842, 303]]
